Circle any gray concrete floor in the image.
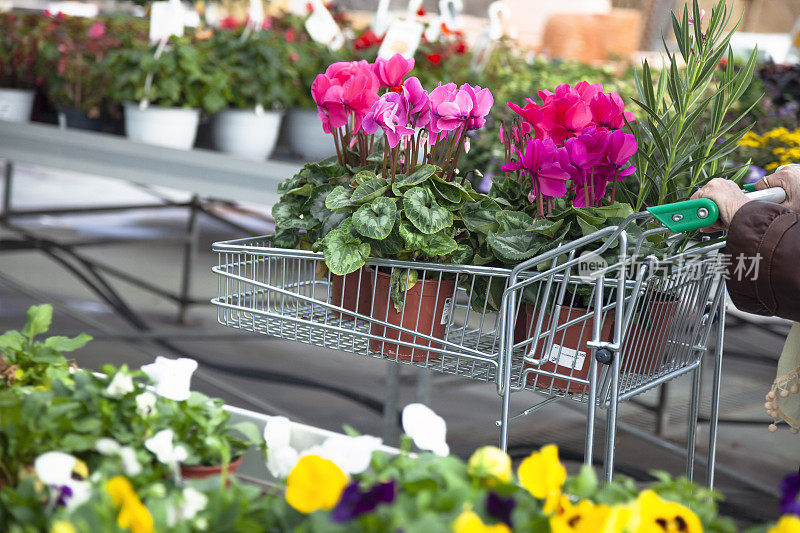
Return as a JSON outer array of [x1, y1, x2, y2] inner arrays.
[[1, 164, 797, 525]]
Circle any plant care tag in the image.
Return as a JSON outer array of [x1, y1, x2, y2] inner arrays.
[[440, 298, 452, 325], [373, 0, 392, 35], [305, 1, 344, 51], [547, 344, 586, 372], [378, 19, 423, 59], [248, 0, 265, 28], [47, 1, 98, 17], [149, 0, 184, 42]]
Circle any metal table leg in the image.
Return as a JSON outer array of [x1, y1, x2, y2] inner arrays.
[[383, 364, 400, 444]]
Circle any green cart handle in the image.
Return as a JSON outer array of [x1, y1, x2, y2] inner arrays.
[[648, 186, 786, 233]]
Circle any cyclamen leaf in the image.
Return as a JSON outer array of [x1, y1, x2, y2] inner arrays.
[[272, 227, 299, 249], [325, 186, 354, 210], [460, 198, 501, 234], [365, 225, 404, 255], [391, 164, 437, 194], [430, 178, 463, 204], [403, 187, 452, 235], [487, 230, 544, 262], [352, 170, 379, 185], [398, 219, 429, 251], [305, 185, 335, 221], [322, 221, 371, 276], [352, 198, 397, 240], [422, 232, 458, 258], [450, 244, 473, 265], [496, 210, 534, 232], [351, 178, 389, 204], [529, 218, 564, 239]]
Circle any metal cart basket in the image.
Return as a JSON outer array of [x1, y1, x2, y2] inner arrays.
[[212, 212, 727, 484]]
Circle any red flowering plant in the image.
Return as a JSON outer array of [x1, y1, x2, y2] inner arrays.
[[37, 15, 147, 116], [0, 13, 43, 90]]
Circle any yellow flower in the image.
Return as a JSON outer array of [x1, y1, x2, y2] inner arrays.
[[769, 515, 800, 533], [766, 162, 780, 171], [106, 476, 136, 507], [628, 490, 702, 533], [467, 446, 512, 484], [517, 444, 566, 514], [285, 455, 348, 514], [50, 521, 77, 533], [452, 510, 512, 533], [550, 499, 631, 533], [117, 499, 154, 533]]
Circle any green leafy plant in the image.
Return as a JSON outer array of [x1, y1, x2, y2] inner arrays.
[[103, 35, 228, 113], [0, 12, 42, 90], [619, 0, 761, 211]]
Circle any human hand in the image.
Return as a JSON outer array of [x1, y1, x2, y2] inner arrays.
[[754, 164, 800, 213], [690, 178, 750, 232]]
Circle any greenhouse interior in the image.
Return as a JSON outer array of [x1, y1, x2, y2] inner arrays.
[[2, 0, 800, 530]]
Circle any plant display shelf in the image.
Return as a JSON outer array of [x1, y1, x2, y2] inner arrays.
[[212, 214, 727, 485]]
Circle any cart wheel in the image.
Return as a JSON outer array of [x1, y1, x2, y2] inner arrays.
[[595, 347, 614, 365]]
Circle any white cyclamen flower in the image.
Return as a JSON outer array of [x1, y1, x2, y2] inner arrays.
[[145, 429, 188, 465], [105, 371, 134, 398], [33, 452, 91, 509], [304, 434, 383, 475], [140, 356, 198, 402], [135, 391, 157, 417], [95, 438, 142, 476], [401, 403, 449, 456]]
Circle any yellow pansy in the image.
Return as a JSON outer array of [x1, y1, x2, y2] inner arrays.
[[106, 475, 136, 507], [117, 498, 154, 533], [50, 521, 77, 533], [285, 455, 348, 514], [452, 510, 512, 533], [769, 515, 800, 533], [467, 446, 512, 484], [628, 490, 702, 533], [517, 444, 566, 514], [550, 499, 631, 533]]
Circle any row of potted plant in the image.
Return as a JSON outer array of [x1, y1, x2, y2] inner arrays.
[[268, 0, 758, 389], [1, 304, 798, 532]]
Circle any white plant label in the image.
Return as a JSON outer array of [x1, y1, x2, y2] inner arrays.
[[548, 344, 586, 372], [248, 0, 265, 28], [47, 1, 98, 17], [373, 0, 391, 35], [149, 0, 184, 42], [305, 3, 344, 51], [378, 19, 423, 59], [440, 298, 452, 325], [407, 0, 422, 18]]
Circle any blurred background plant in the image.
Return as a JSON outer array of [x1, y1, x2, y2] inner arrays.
[[0, 13, 43, 89]]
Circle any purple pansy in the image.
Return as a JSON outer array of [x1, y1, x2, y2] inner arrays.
[[330, 480, 397, 523], [780, 473, 800, 516]]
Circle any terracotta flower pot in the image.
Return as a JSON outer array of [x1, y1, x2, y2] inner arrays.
[[330, 268, 373, 319], [523, 303, 615, 393], [369, 269, 456, 362], [621, 296, 678, 375], [180, 455, 242, 481]]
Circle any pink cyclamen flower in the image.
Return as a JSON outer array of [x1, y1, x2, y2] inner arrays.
[[373, 54, 415, 90], [362, 92, 414, 148], [508, 83, 593, 145], [427, 82, 473, 138], [311, 68, 380, 134], [402, 76, 431, 128], [311, 74, 347, 133], [325, 60, 376, 86], [589, 92, 635, 130], [459, 83, 493, 131], [501, 138, 571, 199], [87, 21, 106, 39], [604, 130, 638, 176]]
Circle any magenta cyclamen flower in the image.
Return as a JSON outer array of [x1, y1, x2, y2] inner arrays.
[[590, 92, 636, 130], [311, 66, 380, 134], [501, 138, 571, 199], [566, 129, 637, 207], [373, 54, 415, 90], [87, 21, 106, 39], [362, 92, 415, 148], [426, 83, 473, 144], [402, 76, 431, 128], [459, 84, 493, 131]]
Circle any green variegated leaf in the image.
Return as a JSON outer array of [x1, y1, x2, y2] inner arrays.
[[577, 217, 601, 237], [403, 187, 452, 234], [272, 199, 316, 229], [352, 170, 378, 185], [352, 197, 397, 240], [321, 211, 349, 236], [351, 178, 389, 204], [450, 244, 473, 264], [496, 210, 533, 232], [398, 219, 429, 251], [391, 164, 437, 194], [390, 268, 419, 312], [460, 198, 501, 233], [273, 227, 299, 249], [277, 174, 302, 194], [325, 186, 354, 210], [430, 178, 463, 204], [423, 232, 458, 257], [529, 218, 564, 238], [365, 223, 404, 255], [487, 229, 544, 262], [305, 185, 335, 221], [322, 220, 371, 276]]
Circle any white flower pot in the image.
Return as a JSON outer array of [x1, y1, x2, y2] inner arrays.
[[123, 103, 200, 150], [285, 107, 336, 162], [212, 108, 283, 161], [0, 88, 35, 123]]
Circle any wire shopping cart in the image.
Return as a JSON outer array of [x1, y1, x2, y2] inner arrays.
[[211, 186, 786, 486]]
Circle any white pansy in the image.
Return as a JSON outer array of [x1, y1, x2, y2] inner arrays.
[[181, 487, 208, 519], [145, 429, 188, 465], [135, 391, 157, 416], [140, 356, 198, 402], [266, 445, 299, 479], [105, 371, 134, 398], [95, 438, 141, 476], [264, 416, 292, 450], [401, 403, 449, 456], [33, 452, 91, 509], [304, 434, 382, 474]]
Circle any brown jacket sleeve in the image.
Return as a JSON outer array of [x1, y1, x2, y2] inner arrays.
[[724, 200, 800, 321]]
